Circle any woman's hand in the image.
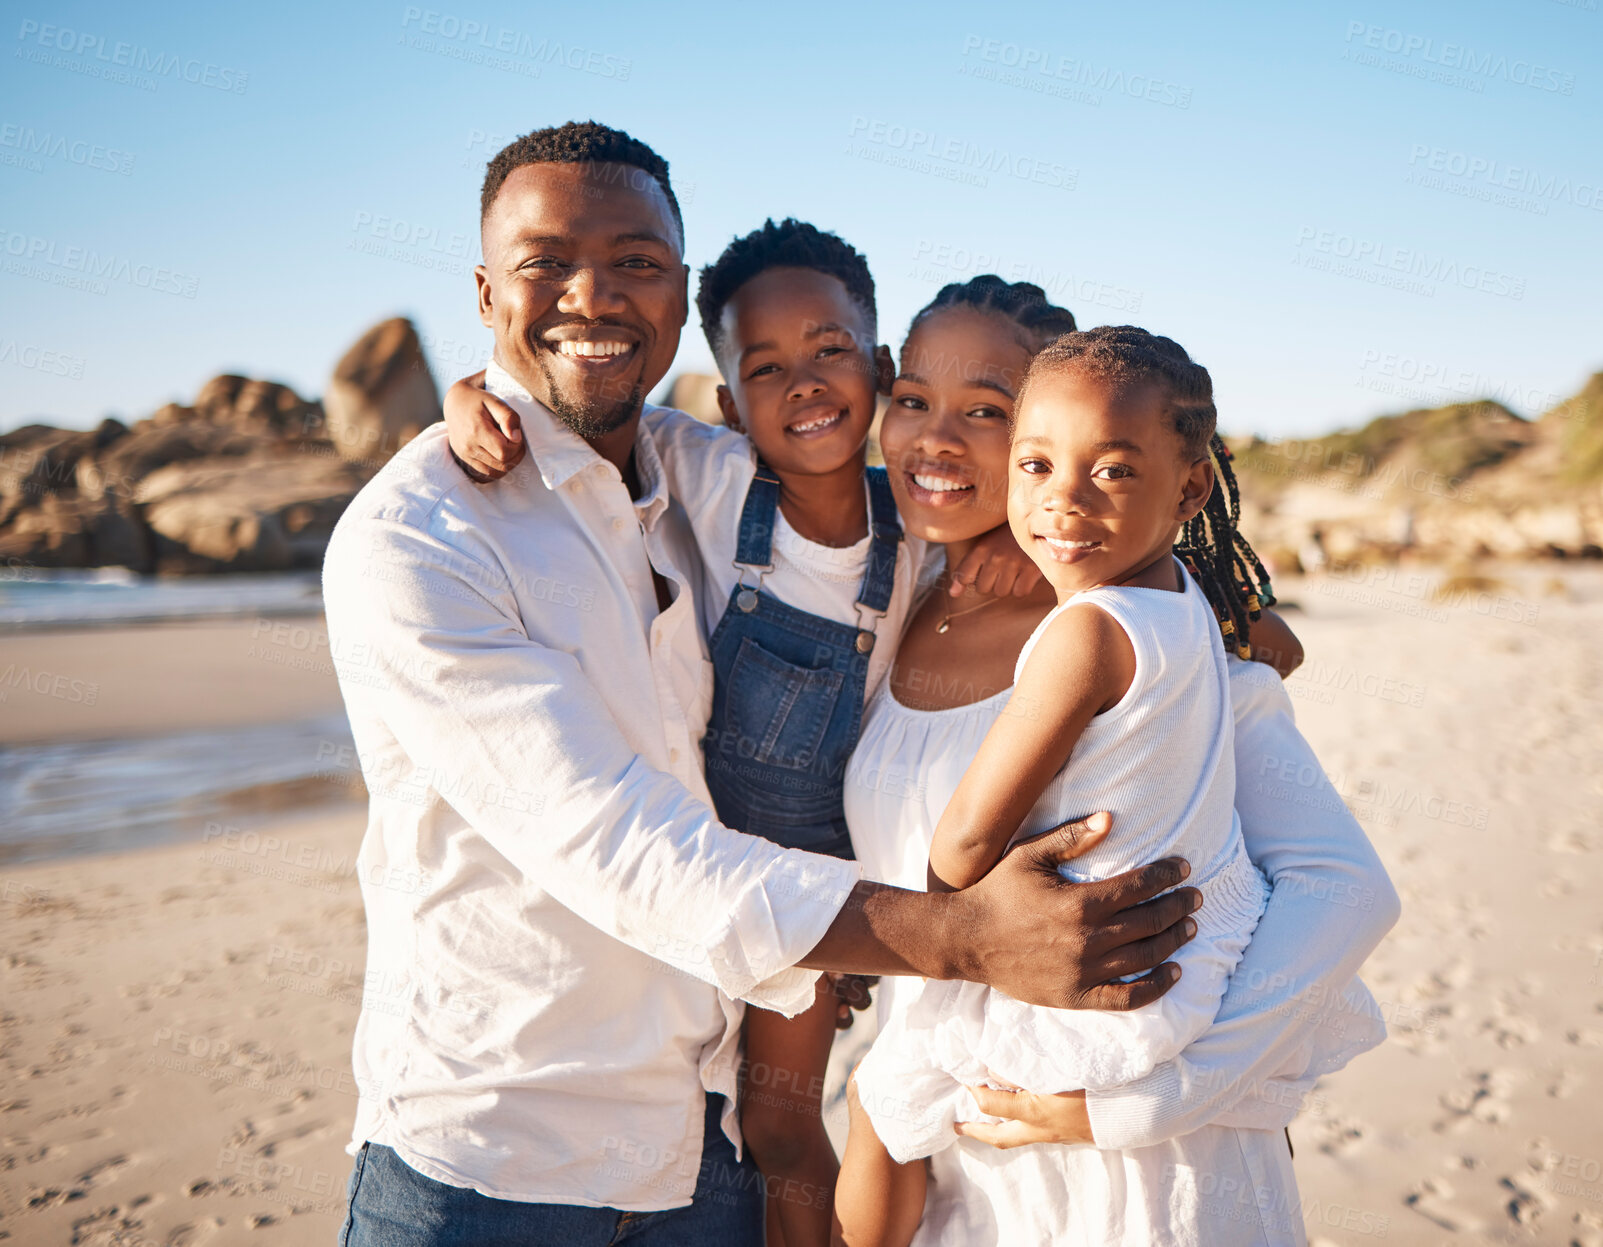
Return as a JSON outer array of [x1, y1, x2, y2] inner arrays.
[[953, 1082, 1094, 1148], [946, 523, 1045, 599], [827, 972, 878, 1030], [444, 370, 526, 481], [1246, 608, 1304, 677]]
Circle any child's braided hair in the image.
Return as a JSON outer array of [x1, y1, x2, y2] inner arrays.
[[1017, 325, 1274, 658]]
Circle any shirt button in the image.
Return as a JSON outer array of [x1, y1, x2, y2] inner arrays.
[[669, 748, 680, 763], [612, 517, 626, 531]]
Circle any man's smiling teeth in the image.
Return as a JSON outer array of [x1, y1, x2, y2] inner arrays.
[[911, 473, 971, 493], [555, 341, 632, 357]]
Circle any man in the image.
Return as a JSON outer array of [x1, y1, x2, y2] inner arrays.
[[324, 121, 1199, 1245]]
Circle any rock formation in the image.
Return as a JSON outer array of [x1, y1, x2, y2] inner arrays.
[[4, 326, 1597, 575], [322, 318, 442, 462], [0, 317, 438, 575], [667, 373, 722, 425]]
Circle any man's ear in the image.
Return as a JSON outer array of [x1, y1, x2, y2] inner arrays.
[[672, 261, 690, 329], [474, 265, 494, 328], [1177, 457, 1215, 523], [874, 345, 895, 396], [716, 385, 745, 434]]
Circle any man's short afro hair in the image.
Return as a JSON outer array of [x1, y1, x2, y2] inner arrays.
[[695, 218, 876, 360], [479, 120, 683, 242]]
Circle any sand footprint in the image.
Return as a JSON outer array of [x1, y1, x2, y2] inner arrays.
[[1479, 1011, 1541, 1050], [164, 1215, 225, 1245], [1306, 1113, 1368, 1158], [1413, 958, 1473, 1002], [1434, 1068, 1520, 1132], [1545, 1066, 1581, 1099], [254, 1116, 331, 1159], [1571, 1208, 1603, 1247], [67, 1204, 149, 1246], [1498, 1174, 1550, 1229], [24, 1151, 130, 1209], [1403, 1175, 1471, 1232]]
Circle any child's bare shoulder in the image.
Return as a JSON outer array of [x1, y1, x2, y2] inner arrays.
[[1018, 601, 1137, 711], [1025, 601, 1132, 671]]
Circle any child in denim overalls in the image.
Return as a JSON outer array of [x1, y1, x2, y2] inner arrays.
[[699, 453, 903, 858], [444, 222, 1036, 1247]]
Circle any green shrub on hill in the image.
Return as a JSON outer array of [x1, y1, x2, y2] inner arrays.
[[1232, 400, 1532, 491], [1547, 372, 1603, 484]]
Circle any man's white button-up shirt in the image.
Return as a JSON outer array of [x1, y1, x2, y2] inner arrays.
[[322, 362, 860, 1210]]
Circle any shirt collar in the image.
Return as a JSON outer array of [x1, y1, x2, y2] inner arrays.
[[485, 360, 670, 529]]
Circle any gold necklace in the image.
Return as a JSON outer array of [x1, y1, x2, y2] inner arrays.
[[935, 595, 1000, 634]]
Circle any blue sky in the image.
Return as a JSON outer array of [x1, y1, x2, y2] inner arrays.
[[2, 0, 1598, 437]]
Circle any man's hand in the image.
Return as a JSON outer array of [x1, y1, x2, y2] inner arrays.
[[941, 811, 1201, 1010], [801, 812, 1200, 1010]]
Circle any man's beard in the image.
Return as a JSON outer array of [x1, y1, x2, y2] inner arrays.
[[537, 355, 646, 441]]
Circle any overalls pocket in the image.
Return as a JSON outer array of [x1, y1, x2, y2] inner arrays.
[[725, 636, 846, 770]]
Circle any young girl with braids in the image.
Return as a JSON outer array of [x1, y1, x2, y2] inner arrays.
[[839, 326, 1291, 1244]]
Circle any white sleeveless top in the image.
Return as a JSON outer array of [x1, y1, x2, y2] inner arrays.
[[1009, 564, 1244, 883], [852, 565, 1271, 1161]]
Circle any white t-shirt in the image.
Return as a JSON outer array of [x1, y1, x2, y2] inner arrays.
[[641, 409, 930, 703]]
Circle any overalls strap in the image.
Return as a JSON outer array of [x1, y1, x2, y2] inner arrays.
[[733, 461, 783, 570], [856, 466, 903, 616], [732, 460, 902, 617]]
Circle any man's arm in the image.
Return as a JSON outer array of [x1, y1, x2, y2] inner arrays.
[[1085, 660, 1401, 1148], [804, 816, 1201, 1012], [326, 513, 1201, 1012]]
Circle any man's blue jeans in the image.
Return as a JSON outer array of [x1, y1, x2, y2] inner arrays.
[[339, 1094, 764, 1246]]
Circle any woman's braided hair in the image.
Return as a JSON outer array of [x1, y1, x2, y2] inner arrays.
[[1017, 325, 1274, 658], [909, 275, 1079, 356]]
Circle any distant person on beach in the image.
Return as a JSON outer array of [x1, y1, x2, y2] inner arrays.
[[321, 121, 1201, 1246], [1299, 525, 1330, 574]]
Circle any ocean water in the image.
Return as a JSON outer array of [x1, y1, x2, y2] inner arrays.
[[0, 569, 357, 861], [0, 567, 324, 630], [0, 712, 360, 864]]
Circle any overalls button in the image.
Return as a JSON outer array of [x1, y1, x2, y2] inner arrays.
[[737, 589, 758, 613], [855, 631, 875, 654]]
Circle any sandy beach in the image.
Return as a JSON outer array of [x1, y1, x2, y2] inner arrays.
[[3, 567, 1601, 1245]]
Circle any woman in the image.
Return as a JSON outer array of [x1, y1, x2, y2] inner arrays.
[[841, 277, 1399, 1244]]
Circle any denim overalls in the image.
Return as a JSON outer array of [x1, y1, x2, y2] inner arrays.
[[702, 462, 902, 859]]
